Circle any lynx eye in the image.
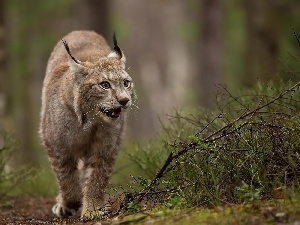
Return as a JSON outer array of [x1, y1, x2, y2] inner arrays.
[[124, 80, 131, 88], [99, 81, 111, 89]]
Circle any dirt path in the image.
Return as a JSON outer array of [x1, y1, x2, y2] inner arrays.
[[0, 195, 104, 225]]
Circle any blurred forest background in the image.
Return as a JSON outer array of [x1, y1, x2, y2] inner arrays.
[[0, 0, 300, 168]]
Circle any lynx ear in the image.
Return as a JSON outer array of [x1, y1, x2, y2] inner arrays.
[[107, 33, 126, 69], [62, 39, 86, 75], [62, 39, 80, 64]]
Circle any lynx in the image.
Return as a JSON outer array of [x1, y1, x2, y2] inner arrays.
[[39, 30, 135, 219]]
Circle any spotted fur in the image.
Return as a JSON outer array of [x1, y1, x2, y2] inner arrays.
[[39, 31, 135, 219]]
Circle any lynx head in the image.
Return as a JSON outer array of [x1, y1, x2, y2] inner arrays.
[[62, 33, 135, 127]]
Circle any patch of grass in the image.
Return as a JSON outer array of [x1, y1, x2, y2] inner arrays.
[[18, 167, 57, 197], [0, 132, 57, 197], [0, 132, 35, 196], [125, 80, 300, 211]]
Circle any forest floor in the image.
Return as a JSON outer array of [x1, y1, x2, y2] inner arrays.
[[0, 195, 82, 225], [1, 195, 300, 225]]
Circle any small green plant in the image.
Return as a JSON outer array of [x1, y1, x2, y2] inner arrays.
[[165, 194, 186, 208], [235, 182, 262, 203], [127, 200, 143, 213]]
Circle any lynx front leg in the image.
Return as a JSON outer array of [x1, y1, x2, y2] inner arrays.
[[48, 151, 82, 217], [81, 156, 115, 220]]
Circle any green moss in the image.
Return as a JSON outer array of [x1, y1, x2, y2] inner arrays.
[[108, 198, 300, 224]]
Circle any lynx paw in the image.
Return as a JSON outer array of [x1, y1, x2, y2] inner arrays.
[[52, 203, 76, 218], [81, 203, 111, 221]]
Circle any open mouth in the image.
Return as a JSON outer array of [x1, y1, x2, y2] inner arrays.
[[100, 107, 122, 118]]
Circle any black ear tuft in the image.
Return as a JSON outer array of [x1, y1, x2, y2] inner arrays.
[[62, 39, 79, 64], [113, 32, 123, 58]]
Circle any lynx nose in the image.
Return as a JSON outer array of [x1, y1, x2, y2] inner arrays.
[[118, 97, 129, 106]]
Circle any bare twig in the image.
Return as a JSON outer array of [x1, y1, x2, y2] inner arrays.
[[204, 81, 300, 142]]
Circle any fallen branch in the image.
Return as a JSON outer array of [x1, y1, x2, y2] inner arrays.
[[137, 152, 173, 202]]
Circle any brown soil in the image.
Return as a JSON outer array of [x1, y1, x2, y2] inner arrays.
[[0, 195, 109, 225]]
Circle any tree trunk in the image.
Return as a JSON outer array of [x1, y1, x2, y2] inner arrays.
[[114, 0, 192, 138], [0, 0, 5, 153], [244, 0, 280, 86], [7, 1, 37, 165], [199, 0, 223, 107], [0, 0, 6, 118], [74, 0, 109, 39]]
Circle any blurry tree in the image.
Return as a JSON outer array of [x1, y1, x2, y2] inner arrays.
[[244, 0, 281, 86], [0, 0, 6, 118], [199, 0, 224, 107], [5, 0, 109, 166], [7, 1, 38, 165], [115, 0, 192, 138], [74, 0, 109, 39], [7, 1, 74, 165]]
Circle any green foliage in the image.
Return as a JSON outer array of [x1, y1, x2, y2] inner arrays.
[[0, 133, 57, 197], [235, 182, 262, 203], [165, 195, 186, 209], [126, 200, 142, 213], [19, 168, 57, 197], [0, 133, 34, 196], [128, 80, 300, 208]]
